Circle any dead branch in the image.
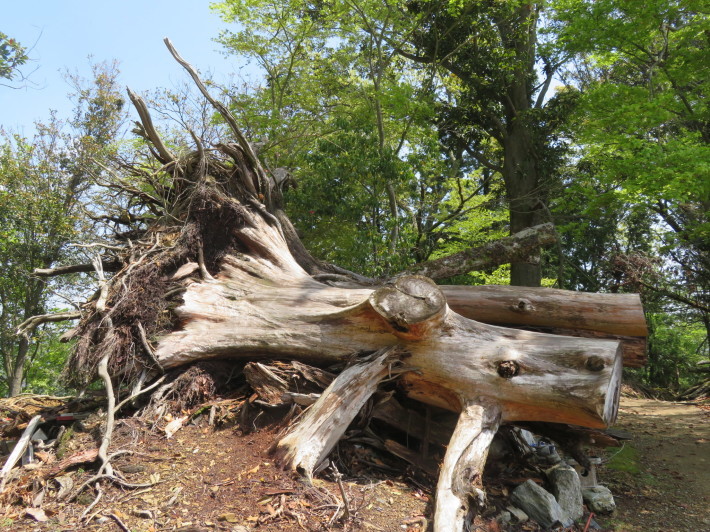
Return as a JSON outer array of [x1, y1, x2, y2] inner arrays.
[[80, 482, 103, 521], [163, 38, 267, 190], [108, 512, 131, 532], [0, 415, 41, 491], [126, 88, 175, 164], [96, 354, 116, 477], [330, 462, 351, 521], [406, 222, 556, 280], [16, 311, 81, 339], [32, 260, 121, 277], [113, 375, 167, 414]]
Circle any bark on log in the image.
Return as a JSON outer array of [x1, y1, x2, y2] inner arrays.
[[442, 285, 647, 367], [407, 223, 556, 280], [55, 41, 647, 532]]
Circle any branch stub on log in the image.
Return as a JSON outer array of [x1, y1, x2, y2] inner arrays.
[[369, 275, 446, 341]]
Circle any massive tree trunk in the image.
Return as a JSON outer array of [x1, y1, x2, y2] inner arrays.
[[50, 40, 646, 531]]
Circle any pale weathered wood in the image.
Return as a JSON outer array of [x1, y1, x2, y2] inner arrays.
[[434, 400, 501, 532], [157, 247, 624, 428], [271, 347, 403, 478], [243, 362, 290, 406], [0, 415, 42, 491], [370, 275, 447, 341]]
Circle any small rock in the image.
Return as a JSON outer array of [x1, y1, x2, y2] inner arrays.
[[121, 464, 146, 474], [582, 485, 616, 514], [497, 510, 511, 524], [510, 479, 573, 529], [547, 463, 584, 521], [506, 505, 529, 522]]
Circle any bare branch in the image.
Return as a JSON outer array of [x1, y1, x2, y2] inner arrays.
[[163, 38, 268, 190], [33, 260, 121, 278], [16, 311, 82, 340], [405, 223, 557, 280], [126, 88, 175, 164]]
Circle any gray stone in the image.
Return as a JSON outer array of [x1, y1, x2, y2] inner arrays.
[[582, 485, 616, 514], [510, 479, 573, 529], [497, 510, 512, 525], [506, 505, 529, 522], [546, 463, 584, 521]]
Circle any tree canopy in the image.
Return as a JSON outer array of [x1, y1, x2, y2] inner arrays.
[[0, 32, 27, 82]]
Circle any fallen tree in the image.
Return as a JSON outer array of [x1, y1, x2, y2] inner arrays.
[[18, 40, 646, 530]]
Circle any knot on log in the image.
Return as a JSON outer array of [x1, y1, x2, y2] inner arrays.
[[369, 275, 446, 341], [497, 360, 520, 378], [512, 298, 535, 312], [585, 356, 606, 372]]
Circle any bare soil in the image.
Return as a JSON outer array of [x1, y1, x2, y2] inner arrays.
[[592, 397, 710, 532], [1, 396, 708, 531]]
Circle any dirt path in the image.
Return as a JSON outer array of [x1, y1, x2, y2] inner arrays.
[[595, 397, 710, 531]]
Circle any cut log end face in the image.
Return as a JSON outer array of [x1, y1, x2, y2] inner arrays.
[[369, 275, 447, 340]]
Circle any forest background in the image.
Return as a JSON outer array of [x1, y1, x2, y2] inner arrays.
[[0, 0, 707, 398]]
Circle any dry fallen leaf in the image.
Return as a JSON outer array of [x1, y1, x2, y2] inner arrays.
[[25, 508, 48, 522]]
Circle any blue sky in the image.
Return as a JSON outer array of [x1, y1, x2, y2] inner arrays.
[[2, 1, 245, 134]]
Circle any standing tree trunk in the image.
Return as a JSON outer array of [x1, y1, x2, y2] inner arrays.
[[7, 336, 29, 397], [504, 123, 543, 287], [498, 3, 545, 288]]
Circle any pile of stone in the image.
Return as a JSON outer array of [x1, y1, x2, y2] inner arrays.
[[499, 438, 616, 529]]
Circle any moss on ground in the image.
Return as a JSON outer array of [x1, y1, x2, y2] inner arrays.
[[605, 444, 641, 474]]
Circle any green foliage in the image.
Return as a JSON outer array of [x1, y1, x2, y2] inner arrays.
[[14, 322, 74, 396], [551, 0, 709, 391], [212, 0, 504, 277], [644, 313, 707, 390], [0, 60, 126, 396], [0, 32, 27, 81]]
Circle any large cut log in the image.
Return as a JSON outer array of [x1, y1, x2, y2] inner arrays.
[[53, 42, 644, 531], [442, 285, 647, 367], [156, 213, 623, 429]]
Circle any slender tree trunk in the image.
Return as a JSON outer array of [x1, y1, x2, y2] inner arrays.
[[8, 337, 29, 397]]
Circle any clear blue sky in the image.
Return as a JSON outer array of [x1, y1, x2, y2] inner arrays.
[[1, 1, 245, 135]]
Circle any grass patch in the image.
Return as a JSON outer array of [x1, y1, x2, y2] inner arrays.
[[605, 444, 641, 474]]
